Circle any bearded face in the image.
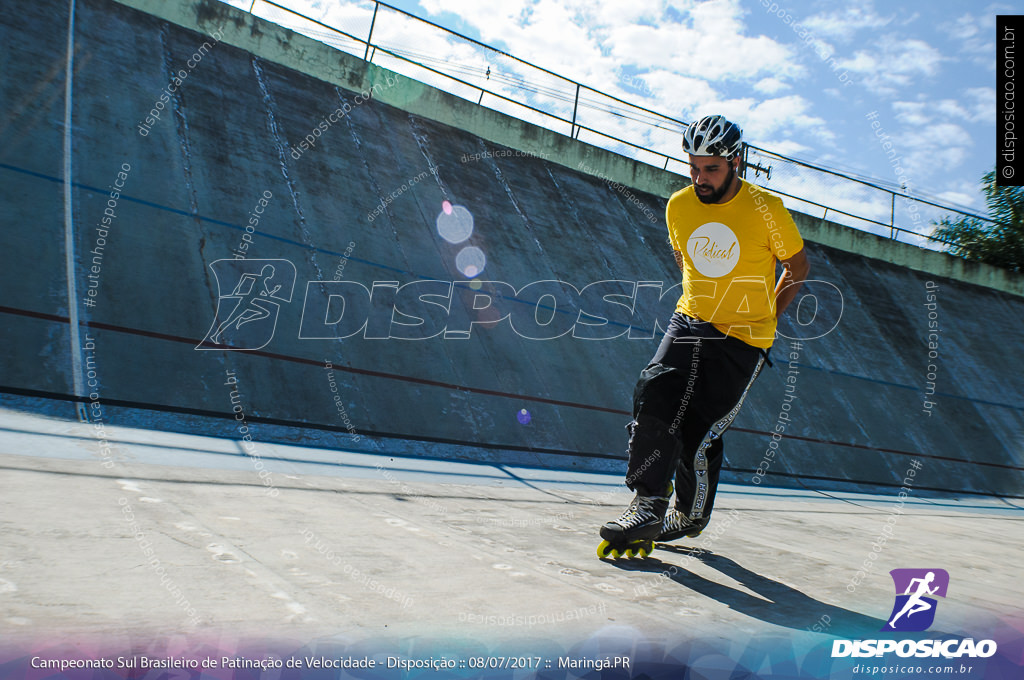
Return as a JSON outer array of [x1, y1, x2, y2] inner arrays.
[[689, 155, 740, 204]]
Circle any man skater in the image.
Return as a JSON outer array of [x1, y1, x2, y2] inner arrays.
[[600, 115, 810, 552]]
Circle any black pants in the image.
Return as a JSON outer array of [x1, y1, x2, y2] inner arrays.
[[625, 313, 765, 520]]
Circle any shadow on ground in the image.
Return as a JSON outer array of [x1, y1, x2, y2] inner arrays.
[[608, 545, 887, 637]]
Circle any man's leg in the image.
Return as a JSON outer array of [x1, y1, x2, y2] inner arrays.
[[601, 318, 701, 543], [623, 363, 691, 496], [673, 334, 764, 523], [674, 433, 722, 522], [623, 317, 711, 495]]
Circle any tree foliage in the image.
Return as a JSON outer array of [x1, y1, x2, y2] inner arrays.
[[932, 170, 1024, 272]]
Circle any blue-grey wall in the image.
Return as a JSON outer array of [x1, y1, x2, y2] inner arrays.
[[1, 0, 1021, 498]]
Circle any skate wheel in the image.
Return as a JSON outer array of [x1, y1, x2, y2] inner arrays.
[[598, 539, 652, 559]]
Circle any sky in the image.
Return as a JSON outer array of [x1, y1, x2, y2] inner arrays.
[[227, 0, 1012, 244]]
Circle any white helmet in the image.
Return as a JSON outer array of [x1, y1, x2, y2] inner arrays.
[[682, 115, 743, 160]]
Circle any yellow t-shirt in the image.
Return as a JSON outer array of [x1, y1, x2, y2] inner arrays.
[[666, 180, 804, 349]]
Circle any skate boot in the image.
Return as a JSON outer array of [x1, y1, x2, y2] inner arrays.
[[657, 508, 709, 542], [597, 486, 671, 559]]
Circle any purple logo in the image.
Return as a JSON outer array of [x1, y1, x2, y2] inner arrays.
[[883, 568, 949, 632]]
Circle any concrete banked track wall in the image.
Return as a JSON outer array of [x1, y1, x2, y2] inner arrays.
[[2, 0, 1022, 497]]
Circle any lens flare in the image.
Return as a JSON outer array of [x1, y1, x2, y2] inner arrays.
[[436, 204, 473, 243], [455, 246, 486, 278]]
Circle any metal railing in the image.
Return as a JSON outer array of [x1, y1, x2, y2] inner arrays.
[[239, 0, 996, 251]]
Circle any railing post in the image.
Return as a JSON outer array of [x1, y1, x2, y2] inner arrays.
[[890, 192, 896, 239], [364, 2, 379, 62], [570, 83, 580, 137]]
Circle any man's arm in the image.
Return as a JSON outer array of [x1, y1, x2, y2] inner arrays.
[[774, 248, 810, 317], [673, 249, 685, 274]]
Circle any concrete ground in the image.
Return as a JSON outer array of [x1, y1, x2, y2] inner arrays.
[[0, 406, 1022, 675]]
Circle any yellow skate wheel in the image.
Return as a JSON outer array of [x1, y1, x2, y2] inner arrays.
[[635, 542, 653, 558], [597, 540, 614, 559], [609, 547, 623, 558], [623, 547, 636, 559]]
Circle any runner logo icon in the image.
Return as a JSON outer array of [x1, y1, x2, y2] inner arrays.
[[198, 259, 296, 351], [883, 568, 949, 632]]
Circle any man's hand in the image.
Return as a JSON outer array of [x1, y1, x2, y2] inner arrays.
[[775, 249, 810, 317]]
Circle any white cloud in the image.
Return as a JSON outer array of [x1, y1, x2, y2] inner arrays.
[[940, 11, 995, 56], [891, 101, 931, 127], [758, 165, 895, 228], [589, 1, 662, 27], [839, 36, 944, 94], [893, 122, 972, 186], [757, 139, 811, 157], [413, 0, 802, 86], [801, 2, 892, 43], [893, 90, 993, 128], [605, 1, 801, 83], [744, 95, 830, 140], [943, 13, 982, 42], [699, 94, 834, 157], [405, 0, 817, 162], [935, 190, 984, 211], [754, 77, 790, 95], [636, 70, 721, 117], [414, 0, 613, 87], [865, 95, 989, 211], [963, 87, 996, 122]]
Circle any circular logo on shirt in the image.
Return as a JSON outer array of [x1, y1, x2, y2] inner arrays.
[[687, 222, 740, 277]]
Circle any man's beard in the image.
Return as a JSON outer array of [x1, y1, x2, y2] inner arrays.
[[695, 165, 736, 204]]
